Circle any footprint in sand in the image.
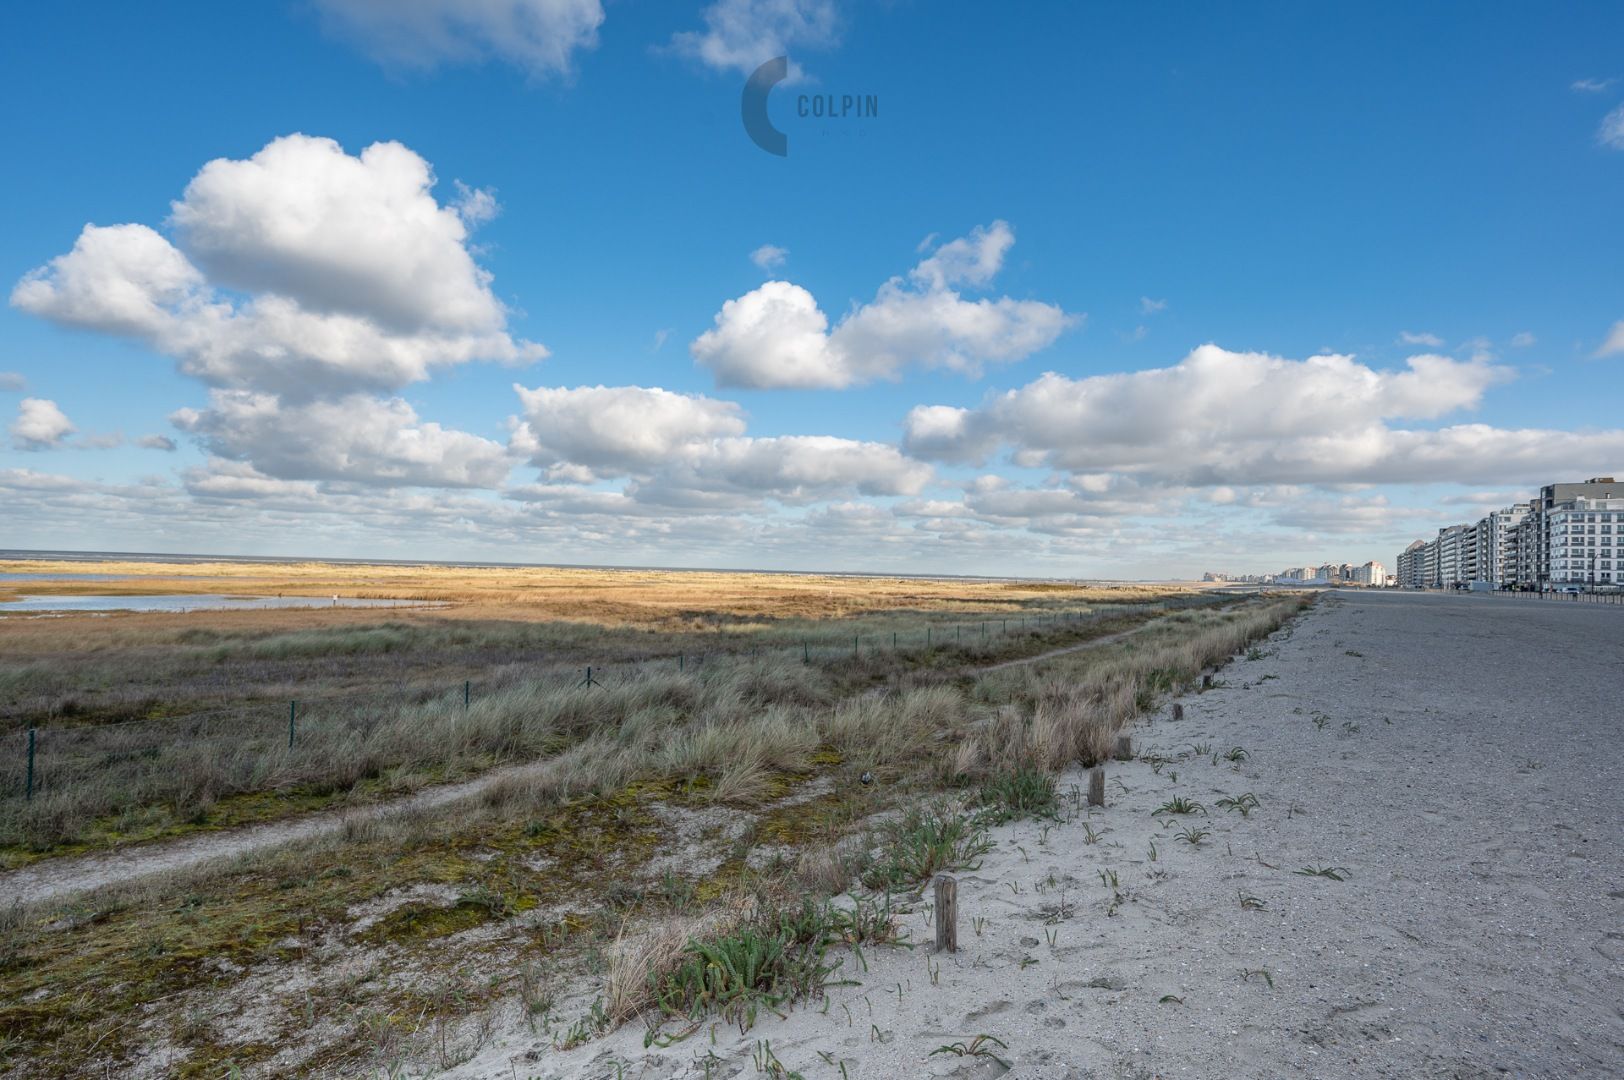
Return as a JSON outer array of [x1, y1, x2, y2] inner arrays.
[[962, 999, 1012, 1024]]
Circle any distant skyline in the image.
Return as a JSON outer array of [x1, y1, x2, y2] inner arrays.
[[3, 2, 1623, 578]]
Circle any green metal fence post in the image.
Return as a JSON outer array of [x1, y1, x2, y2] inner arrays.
[[288, 701, 296, 749], [25, 728, 35, 802], [464, 680, 470, 710], [803, 641, 809, 663], [679, 653, 685, 672], [853, 634, 859, 657]]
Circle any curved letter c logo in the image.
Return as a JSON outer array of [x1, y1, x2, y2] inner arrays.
[[742, 56, 788, 157]]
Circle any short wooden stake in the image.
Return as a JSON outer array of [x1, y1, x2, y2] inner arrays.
[[1172, 703, 1184, 721], [933, 875, 958, 953], [1114, 734, 1133, 761], [1201, 674, 1213, 691], [1087, 766, 1105, 807]]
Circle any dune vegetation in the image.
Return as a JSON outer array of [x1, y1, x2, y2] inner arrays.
[[0, 562, 1309, 1077]]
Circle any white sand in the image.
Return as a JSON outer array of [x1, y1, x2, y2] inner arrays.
[[461, 589, 1624, 1078]]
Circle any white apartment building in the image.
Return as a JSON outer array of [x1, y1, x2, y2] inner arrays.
[[1435, 523, 1475, 587], [1398, 477, 1621, 591], [1483, 503, 1531, 586], [1396, 541, 1426, 588], [1348, 560, 1386, 586], [1546, 496, 1624, 587]]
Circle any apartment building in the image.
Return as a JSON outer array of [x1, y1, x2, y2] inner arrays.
[[1348, 560, 1386, 586], [1396, 541, 1426, 588], [1397, 477, 1621, 591], [1484, 502, 1531, 586], [1546, 495, 1624, 587], [1434, 523, 1476, 587]]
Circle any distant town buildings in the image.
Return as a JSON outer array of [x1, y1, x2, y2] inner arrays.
[[1202, 560, 1388, 586], [1396, 476, 1622, 592]]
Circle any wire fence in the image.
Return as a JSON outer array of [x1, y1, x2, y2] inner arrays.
[[1413, 587, 1624, 602], [2, 606, 1144, 807]]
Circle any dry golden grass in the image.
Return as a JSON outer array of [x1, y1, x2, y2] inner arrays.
[[0, 556, 1208, 631], [0, 591, 1311, 1078]]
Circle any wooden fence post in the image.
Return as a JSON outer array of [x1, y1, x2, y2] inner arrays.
[[1172, 703, 1184, 721], [934, 875, 958, 953], [1087, 766, 1105, 807], [1114, 735, 1133, 760]]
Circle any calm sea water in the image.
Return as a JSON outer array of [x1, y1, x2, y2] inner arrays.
[[0, 572, 129, 582], [0, 594, 436, 613]]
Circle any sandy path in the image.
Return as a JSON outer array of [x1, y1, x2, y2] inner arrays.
[[0, 764, 549, 907], [1, 627, 1145, 909], [472, 589, 1624, 1079], [974, 623, 1145, 672]]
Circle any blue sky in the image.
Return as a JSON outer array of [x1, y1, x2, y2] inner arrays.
[[2, 1, 1622, 577]]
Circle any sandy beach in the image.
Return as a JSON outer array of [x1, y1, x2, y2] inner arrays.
[[468, 589, 1624, 1078]]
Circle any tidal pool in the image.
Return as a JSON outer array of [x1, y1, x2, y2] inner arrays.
[[0, 594, 436, 613]]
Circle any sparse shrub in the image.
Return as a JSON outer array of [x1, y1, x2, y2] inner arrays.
[[861, 804, 991, 891], [976, 767, 1058, 823]]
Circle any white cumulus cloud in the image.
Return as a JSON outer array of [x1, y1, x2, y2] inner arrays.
[[750, 244, 788, 270], [672, 0, 837, 76], [14, 135, 544, 399], [692, 221, 1075, 389], [1398, 330, 1444, 347], [312, 0, 603, 77], [13, 135, 540, 489], [172, 391, 512, 489], [898, 344, 1614, 488], [1596, 320, 1624, 358], [510, 382, 929, 503], [511, 384, 747, 475], [9, 397, 75, 450], [1600, 103, 1624, 150]]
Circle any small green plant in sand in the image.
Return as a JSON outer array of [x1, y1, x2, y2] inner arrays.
[[1215, 792, 1261, 817], [1294, 865, 1352, 881], [751, 1039, 804, 1078], [653, 908, 841, 1033], [1240, 967, 1275, 989], [861, 805, 992, 891], [930, 1034, 1010, 1068], [976, 766, 1059, 823], [1172, 824, 1211, 846], [1222, 746, 1249, 762], [1153, 797, 1206, 817]]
